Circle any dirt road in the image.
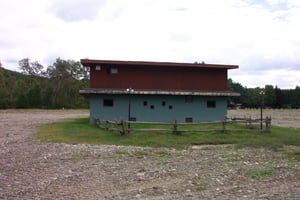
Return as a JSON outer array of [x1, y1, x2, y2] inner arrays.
[[0, 109, 299, 199]]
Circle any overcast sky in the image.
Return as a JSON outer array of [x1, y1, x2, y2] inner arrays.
[[1, 0, 299, 89]]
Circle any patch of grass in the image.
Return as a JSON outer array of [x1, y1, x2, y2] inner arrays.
[[155, 151, 173, 158], [34, 117, 300, 150], [69, 151, 91, 160], [175, 150, 186, 157], [287, 151, 300, 162], [120, 182, 130, 190], [245, 168, 274, 179], [223, 152, 239, 165], [195, 182, 207, 191]]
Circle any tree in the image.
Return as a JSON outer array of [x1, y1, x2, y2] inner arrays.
[[14, 79, 29, 108], [46, 58, 88, 108], [17, 58, 46, 107], [19, 58, 44, 77], [293, 86, 300, 108], [274, 86, 284, 108], [0, 62, 9, 108], [228, 79, 246, 104], [264, 85, 276, 108], [27, 83, 42, 108]]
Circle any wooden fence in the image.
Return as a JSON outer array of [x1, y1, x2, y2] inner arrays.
[[94, 116, 272, 135]]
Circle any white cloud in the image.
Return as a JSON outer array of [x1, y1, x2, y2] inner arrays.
[[48, 0, 107, 22], [230, 68, 300, 89], [0, 0, 299, 88]]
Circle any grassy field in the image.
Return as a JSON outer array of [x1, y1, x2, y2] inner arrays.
[[35, 117, 300, 150]]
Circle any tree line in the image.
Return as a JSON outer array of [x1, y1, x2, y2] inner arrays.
[[228, 79, 300, 109], [1, 59, 299, 109], [0, 58, 89, 109]]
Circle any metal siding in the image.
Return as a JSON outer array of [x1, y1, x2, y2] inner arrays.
[[90, 66, 228, 91], [89, 94, 227, 123]]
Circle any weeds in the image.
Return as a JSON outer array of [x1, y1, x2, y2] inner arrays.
[[245, 168, 274, 179], [69, 151, 91, 160]]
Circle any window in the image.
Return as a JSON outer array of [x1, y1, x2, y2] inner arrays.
[[162, 101, 166, 106], [185, 96, 193, 103], [150, 105, 155, 109], [95, 65, 101, 70], [103, 99, 114, 107], [143, 101, 148, 106], [110, 68, 118, 74], [129, 117, 136, 121], [107, 68, 118, 74], [185, 117, 193, 123], [207, 100, 216, 108], [168, 105, 173, 110]]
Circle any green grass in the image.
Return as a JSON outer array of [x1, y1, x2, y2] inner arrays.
[[34, 117, 300, 150], [245, 168, 274, 179]]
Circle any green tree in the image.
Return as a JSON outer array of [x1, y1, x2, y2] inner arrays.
[[19, 58, 44, 77], [274, 86, 283, 108], [14, 79, 29, 108], [46, 58, 88, 108], [18, 58, 49, 108], [292, 86, 300, 108], [264, 85, 276, 108], [27, 83, 42, 108], [0, 62, 9, 108], [228, 79, 248, 105]]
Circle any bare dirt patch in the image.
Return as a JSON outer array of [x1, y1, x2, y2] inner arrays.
[[0, 109, 299, 199]]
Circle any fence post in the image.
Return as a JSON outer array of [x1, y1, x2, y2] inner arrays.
[[173, 120, 178, 134], [265, 116, 271, 132], [94, 117, 100, 126], [269, 116, 272, 132], [105, 120, 109, 130], [120, 119, 127, 135], [222, 120, 226, 133]]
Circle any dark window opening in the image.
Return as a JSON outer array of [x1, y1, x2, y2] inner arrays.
[[143, 101, 148, 106], [185, 96, 193, 103], [207, 100, 216, 108], [162, 101, 166, 106], [150, 105, 155, 109], [129, 117, 136, 121], [103, 99, 114, 107], [185, 117, 193, 123], [168, 105, 173, 110]]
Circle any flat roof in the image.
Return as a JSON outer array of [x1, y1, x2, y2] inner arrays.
[[80, 59, 239, 70], [79, 88, 240, 97]]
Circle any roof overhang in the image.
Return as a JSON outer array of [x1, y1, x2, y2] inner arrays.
[[80, 59, 239, 70], [79, 88, 240, 97]]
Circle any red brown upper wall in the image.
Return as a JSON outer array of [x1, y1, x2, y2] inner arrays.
[[81, 59, 238, 91]]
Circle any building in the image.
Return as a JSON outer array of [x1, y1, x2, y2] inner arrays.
[[80, 59, 239, 123]]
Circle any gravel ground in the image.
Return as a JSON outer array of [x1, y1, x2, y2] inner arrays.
[[228, 109, 300, 128], [0, 109, 299, 199]]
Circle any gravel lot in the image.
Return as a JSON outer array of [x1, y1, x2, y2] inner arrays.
[[228, 109, 300, 128], [0, 109, 299, 199]]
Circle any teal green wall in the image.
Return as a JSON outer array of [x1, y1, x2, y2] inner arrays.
[[89, 94, 227, 123]]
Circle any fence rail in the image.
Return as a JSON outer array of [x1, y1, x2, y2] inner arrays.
[[94, 116, 272, 135]]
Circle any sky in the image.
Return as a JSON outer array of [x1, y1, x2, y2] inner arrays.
[[0, 0, 299, 89]]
